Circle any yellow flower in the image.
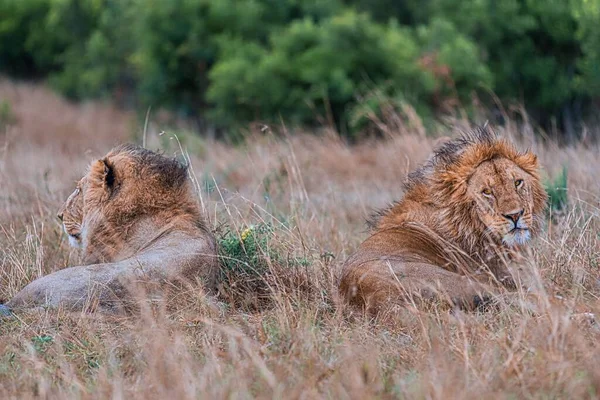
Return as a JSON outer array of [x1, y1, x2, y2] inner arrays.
[[241, 226, 254, 241]]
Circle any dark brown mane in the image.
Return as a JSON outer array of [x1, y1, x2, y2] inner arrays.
[[404, 126, 496, 191], [367, 125, 497, 229], [108, 143, 189, 190]]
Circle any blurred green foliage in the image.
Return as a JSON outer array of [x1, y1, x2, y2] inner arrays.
[[207, 11, 438, 134], [544, 166, 569, 213], [0, 100, 16, 128], [1, 0, 599, 138]]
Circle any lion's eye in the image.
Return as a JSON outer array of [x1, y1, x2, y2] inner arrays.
[[515, 179, 524, 188], [482, 188, 493, 196]]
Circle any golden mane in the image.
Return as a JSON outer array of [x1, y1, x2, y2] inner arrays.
[[369, 127, 547, 252]]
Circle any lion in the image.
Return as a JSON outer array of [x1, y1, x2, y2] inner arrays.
[[4, 144, 219, 313], [339, 127, 548, 312]]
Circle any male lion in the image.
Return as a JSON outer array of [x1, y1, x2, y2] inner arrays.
[[4, 144, 219, 313], [339, 127, 547, 312]]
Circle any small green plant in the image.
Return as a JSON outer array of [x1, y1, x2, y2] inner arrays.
[[31, 335, 53, 354], [219, 223, 274, 277], [0, 100, 16, 129], [64, 339, 101, 371], [217, 223, 278, 308], [217, 222, 311, 309], [544, 166, 568, 214]]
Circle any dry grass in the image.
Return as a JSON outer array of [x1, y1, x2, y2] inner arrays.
[[0, 79, 599, 399]]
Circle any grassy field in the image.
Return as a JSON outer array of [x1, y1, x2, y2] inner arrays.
[[0, 79, 599, 399]]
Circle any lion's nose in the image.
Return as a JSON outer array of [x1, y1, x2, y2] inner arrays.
[[57, 212, 63, 221], [503, 209, 524, 225]]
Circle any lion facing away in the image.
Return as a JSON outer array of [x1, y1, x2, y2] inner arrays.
[[6, 144, 219, 313], [339, 127, 548, 312]]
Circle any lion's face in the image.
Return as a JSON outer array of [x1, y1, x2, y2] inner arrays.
[[467, 157, 537, 247], [57, 180, 84, 248]]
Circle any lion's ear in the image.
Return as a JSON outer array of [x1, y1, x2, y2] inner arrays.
[[89, 158, 116, 196], [101, 158, 116, 192]]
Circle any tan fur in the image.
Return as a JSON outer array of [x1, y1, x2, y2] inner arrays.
[[340, 127, 548, 312], [57, 181, 84, 248], [8, 144, 219, 313]]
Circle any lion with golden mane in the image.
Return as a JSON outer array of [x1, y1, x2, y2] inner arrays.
[[339, 127, 547, 312], [5, 144, 218, 313]]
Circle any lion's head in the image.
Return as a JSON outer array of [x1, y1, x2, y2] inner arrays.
[[58, 144, 208, 264], [57, 180, 83, 248], [375, 126, 548, 253]]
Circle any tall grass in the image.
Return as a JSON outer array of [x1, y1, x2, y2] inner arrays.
[[0, 79, 599, 398]]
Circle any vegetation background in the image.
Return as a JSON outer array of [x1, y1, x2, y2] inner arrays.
[[0, 0, 599, 398], [2, 0, 600, 140]]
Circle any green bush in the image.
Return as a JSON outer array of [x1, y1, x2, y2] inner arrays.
[[217, 223, 311, 308], [0, 0, 135, 99], [2, 0, 598, 138], [415, 18, 493, 105], [420, 0, 590, 136], [132, 0, 344, 120], [131, 0, 218, 116], [218, 224, 275, 279], [0, 0, 51, 76], [575, 0, 600, 97], [208, 11, 434, 134], [49, 0, 136, 99], [217, 223, 280, 308]]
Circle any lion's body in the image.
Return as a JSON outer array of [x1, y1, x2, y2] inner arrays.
[[340, 128, 547, 311], [8, 144, 218, 313]]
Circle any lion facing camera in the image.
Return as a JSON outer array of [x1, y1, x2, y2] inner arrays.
[[6, 144, 219, 313], [339, 127, 548, 312]]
